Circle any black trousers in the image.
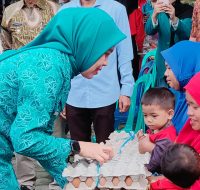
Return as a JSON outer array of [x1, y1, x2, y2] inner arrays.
[[66, 103, 116, 143]]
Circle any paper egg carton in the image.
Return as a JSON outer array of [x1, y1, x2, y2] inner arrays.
[[97, 175, 148, 189], [64, 161, 98, 189], [64, 174, 148, 190], [65, 176, 98, 189], [63, 131, 150, 190]]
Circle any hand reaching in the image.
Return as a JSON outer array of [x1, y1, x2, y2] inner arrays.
[[137, 131, 155, 154], [137, 129, 145, 141], [60, 106, 67, 119], [78, 141, 114, 165]]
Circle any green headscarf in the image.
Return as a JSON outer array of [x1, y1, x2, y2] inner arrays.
[[0, 8, 126, 75]]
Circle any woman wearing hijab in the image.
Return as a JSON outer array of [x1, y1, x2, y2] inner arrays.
[[150, 71, 200, 190], [145, 0, 193, 86], [161, 40, 200, 133], [0, 8, 126, 190]]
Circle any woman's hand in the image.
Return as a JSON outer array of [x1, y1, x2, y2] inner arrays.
[[152, 1, 166, 23], [78, 141, 114, 165], [60, 106, 67, 119], [164, 4, 178, 24]]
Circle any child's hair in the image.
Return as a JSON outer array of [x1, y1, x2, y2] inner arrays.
[[141, 87, 175, 110], [161, 144, 200, 188]]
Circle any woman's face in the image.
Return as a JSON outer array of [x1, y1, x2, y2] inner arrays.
[[81, 48, 113, 79], [164, 63, 180, 90], [186, 92, 200, 130]]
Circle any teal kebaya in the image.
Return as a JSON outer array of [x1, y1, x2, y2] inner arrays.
[[0, 8, 125, 189]]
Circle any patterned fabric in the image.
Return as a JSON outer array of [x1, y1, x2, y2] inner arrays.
[[0, 8, 126, 189], [0, 48, 72, 189], [0, 134, 19, 190], [191, 0, 200, 41], [0, 8, 126, 76], [1, 0, 59, 50]]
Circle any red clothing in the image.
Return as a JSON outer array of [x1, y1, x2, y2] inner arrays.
[[138, 0, 147, 12], [184, 72, 200, 106], [145, 126, 177, 173], [148, 126, 177, 143], [129, 9, 145, 51], [150, 178, 183, 190], [150, 73, 200, 190], [150, 121, 200, 190], [176, 120, 200, 152]]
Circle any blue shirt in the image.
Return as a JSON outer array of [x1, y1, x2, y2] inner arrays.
[[60, 0, 134, 108]]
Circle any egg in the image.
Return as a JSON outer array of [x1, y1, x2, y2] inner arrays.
[[112, 177, 120, 186], [72, 177, 81, 188], [125, 176, 133, 186], [85, 177, 94, 187], [100, 177, 107, 186]]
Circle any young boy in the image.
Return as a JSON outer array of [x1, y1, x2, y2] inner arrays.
[[161, 144, 200, 188], [137, 87, 176, 173]]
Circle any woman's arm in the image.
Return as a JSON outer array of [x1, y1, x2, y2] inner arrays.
[[9, 49, 113, 188], [145, 2, 166, 35], [175, 18, 192, 40], [164, 3, 192, 40]]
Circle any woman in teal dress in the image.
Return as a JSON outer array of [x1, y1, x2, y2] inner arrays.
[[145, 0, 193, 86], [0, 8, 126, 190]]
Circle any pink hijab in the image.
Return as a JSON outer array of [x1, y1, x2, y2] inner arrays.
[[151, 72, 200, 190], [176, 72, 200, 153]]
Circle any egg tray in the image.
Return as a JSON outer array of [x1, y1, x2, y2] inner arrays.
[[65, 176, 98, 189], [65, 175, 148, 190], [63, 131, 151, 190], [98, 175, 147, 189]]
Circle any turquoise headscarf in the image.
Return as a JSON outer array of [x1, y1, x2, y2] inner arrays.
[[0, 8, 126, 75]]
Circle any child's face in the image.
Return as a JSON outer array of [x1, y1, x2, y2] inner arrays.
[[164, 63, 180, 90], [142, 104, 174, 131], [186, 92, 200, 131]]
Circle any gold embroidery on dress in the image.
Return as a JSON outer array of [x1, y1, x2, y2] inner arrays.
[[1, 0, 59, 50]]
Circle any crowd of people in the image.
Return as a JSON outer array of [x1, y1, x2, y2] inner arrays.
[[0, 0, 200, 190]]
